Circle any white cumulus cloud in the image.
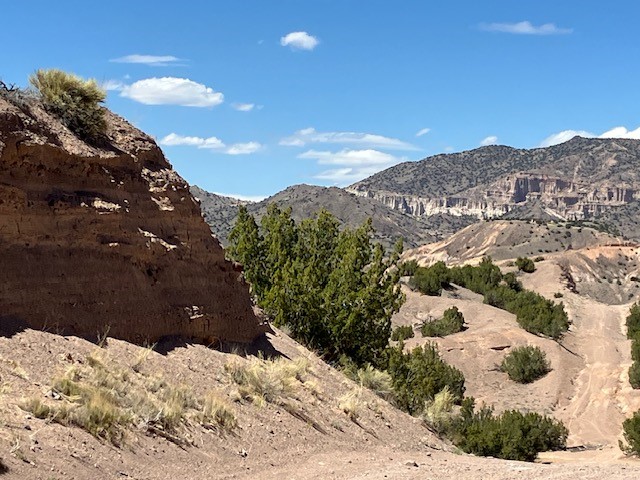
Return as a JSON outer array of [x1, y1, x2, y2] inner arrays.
[[480, 21, 573, 35], [110, 54, 182, 66], [280, 127, 416, 151], [159, 133, 225, 149], [226, 142, 262, 155], [416, 128, 431, 137], [300, 149, 407, 186], [280, 31, 319, 50], [232, 103, 255, 112], [599, 126, 640, 140], [539, 125, 640, 147], [120, 77, 224, 107], [159, 134, 260, 155], [480, 135, 498, 146]]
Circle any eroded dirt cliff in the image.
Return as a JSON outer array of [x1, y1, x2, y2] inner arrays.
[[0, 97, 267, 344]]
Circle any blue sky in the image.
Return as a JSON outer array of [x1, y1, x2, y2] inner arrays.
[[2, 1, 640, 200]]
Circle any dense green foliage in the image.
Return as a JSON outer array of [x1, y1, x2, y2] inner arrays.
[[409, 258, 569, 339], [500, 346, 550, 383], [622, 410, 640, 455], [398, 260, 419, 277], [228, 205, 404, 366], [420, 306, 465, 337], [386, 343, 465, 415], [627, 302, 640, 339], [626, 303, 640, 389], [30, 69, 106, 142], [515, 257, 536, 273], [390, 325, 415, 341], [450, 400, 568, 461], [408, 261, 450, 296]]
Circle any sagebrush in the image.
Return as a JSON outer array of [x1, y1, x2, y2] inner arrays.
[[30, 69, 106, 142]]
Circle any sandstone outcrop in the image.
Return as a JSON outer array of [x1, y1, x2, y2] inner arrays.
[[0, 96, 268, 344], [348, 138, 640, 230]]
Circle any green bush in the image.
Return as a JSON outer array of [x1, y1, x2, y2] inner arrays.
[[631, 334, 640, 362], [451, 401, 568, 462], [622, 410, 640, 455], [629, 362, 640, 389], [501, 346, 550, 383], [420, 306, 465, 337], [409, 261, 450, 296], [627, 302, 640, 339], [386, 343, 465, 415], [391, 325, 414, 341], [398, 260, 419, 277], [515, 257, 536, 273], [30, 69, 106, 142]]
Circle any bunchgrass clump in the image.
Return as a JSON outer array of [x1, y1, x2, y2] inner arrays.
[[29, 69, 107, 142], [500, 345, 551, 384], [21, 348, 235, 446], [338, 387, 364, 420], [356, 365, 393, 399], [225, 356, 309, 406], [423, 386, 456, 434]]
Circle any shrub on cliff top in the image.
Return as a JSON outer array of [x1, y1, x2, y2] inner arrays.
[[29, 69, 106, 142]]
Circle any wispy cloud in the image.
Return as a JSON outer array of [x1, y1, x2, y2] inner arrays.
[[159, 133, 261, 155], [416, 127, 431, 137], [480, 21, 573, 35], [480, 135, 498, 146], [280, 31, 319, 50], [232, 103, 255, 112], [539, 125, 640, 147], [300, 149, 406, 185], [120, 77, 223, 107], [110, 54, 183, 66], [280, 127, 417, 151], [102, 79, 125, 91]]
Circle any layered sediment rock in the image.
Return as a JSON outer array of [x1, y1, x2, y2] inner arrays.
[[0, 97, 267, 344], [349, 172, 638, 222]]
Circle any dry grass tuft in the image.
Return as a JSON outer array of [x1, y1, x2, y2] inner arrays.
[[339, 387, 365, 421], [225, 355, 310, 406], [357, 365, 393, 400], [21, 348, 235, 446], [423, 386, 456, 435], [200, 393, 238, 432]]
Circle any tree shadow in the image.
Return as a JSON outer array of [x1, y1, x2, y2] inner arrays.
[[0, 316, 29, 338]]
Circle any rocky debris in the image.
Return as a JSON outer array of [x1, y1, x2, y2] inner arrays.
[[0, 97, 267, 345]]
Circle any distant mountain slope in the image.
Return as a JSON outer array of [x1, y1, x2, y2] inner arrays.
[[348, 137, 640, 238], [193, 184, 474, 249]]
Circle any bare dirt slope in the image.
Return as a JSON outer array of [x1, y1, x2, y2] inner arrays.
[[396, 242, 640, 465], [1, 328, 639, 480]]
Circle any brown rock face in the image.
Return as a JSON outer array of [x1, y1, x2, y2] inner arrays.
[[0, 98, 267, 344]]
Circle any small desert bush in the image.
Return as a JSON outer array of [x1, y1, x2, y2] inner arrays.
[[420, 306, 465, 337], [627, 302, 640, 339], [390, 325, 414, 341], [629, 362, 640, 390], [29, 69, 106, 142], [356, 365, 393, 399], [339, 387, 364, 420], [387, 343, 465, 415], [515, 257, 536, 273], [621, 410, 640, 455], [500, 346, 550, 383], [225, 356, 308, 406], [451, 401, 568, 462]]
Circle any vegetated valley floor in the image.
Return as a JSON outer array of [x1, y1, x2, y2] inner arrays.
[[2, 231, 640, 478]]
